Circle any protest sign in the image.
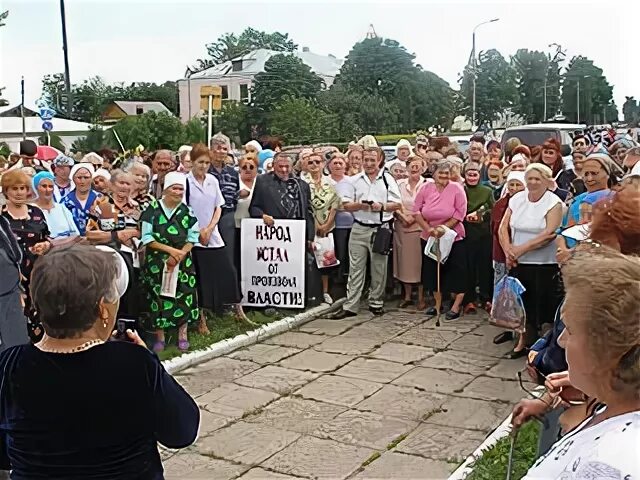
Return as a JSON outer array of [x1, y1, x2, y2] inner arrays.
[[240, 218, 306, 308]]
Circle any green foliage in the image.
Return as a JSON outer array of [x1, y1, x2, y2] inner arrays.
[[252, 54, 324, 114], [41, 74, 179, 122], [190, 27, 297, 73], [561, 56, 614, 124], [0, 10, 9, 107], [0, 142, 11, 158], [460, 49, 519, 125], [623, 97, 639, 126], [214, 101, 251, 145], [269, 97, 336, 144], [37, 132, 66, 151], [511, 49, 562, 123], [466, 422, 540, 480], [184, 117, 206, 145], [110, 111, 188, 151], [71, 126, 111, 153], [332, 37, 454, 133]]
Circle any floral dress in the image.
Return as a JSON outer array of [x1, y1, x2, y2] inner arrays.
[[140, 200, 199, 330]]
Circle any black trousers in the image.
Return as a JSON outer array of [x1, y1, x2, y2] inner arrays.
[[510, 263, 563, 347], [463, 230, 494, 304]]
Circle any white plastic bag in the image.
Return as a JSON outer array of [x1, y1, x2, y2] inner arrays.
[[313, 233, 340, 269], [424, 226, 457, 263], [160, 262, 180, 298]]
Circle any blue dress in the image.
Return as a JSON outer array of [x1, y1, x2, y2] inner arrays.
[[62, 189, 100, 235]]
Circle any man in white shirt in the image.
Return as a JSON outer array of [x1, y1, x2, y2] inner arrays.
[[331, 147, 401, 318]]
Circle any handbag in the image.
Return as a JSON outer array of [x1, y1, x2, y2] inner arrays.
[[371, 171, 394, 255]]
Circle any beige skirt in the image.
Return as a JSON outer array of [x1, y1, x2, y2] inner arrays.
[[393, 227, 423, 284]]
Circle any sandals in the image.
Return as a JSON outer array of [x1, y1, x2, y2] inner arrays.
[[178, 340, 190, 352], [398, 299, 413, 309], [153, 341, 166, 353]]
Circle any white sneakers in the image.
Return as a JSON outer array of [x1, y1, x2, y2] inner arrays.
[[323, 293, 334, 305]]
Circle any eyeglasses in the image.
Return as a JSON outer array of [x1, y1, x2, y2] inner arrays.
[[309, 160, 323, 165], [241, 164, 255, 171]]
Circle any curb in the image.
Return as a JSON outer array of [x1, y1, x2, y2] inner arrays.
[[162, 299, 345, 375], [447, 413, 514, 480]]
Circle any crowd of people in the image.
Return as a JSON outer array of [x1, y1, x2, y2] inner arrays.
[[0, 125, 638, 477]]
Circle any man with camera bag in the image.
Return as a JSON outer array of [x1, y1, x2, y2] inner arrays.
[[331, 147, 401, 318]]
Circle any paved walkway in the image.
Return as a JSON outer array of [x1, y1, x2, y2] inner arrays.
[[163, 308, 527, 479]]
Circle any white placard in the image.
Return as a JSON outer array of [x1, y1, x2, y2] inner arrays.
[[240, 218, 306, 309]]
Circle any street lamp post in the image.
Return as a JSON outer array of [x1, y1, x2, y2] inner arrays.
[[577, 75, 591, 124], [471, 18, 499, 129]]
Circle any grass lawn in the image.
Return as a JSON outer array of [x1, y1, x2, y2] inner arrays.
[[465, 421, 540, 480], [156, 309, 283, 362]]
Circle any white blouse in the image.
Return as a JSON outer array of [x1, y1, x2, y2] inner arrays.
[[234, 179, 256, 228], [509, 190, 561, 264], [523, 408, 640, 480]]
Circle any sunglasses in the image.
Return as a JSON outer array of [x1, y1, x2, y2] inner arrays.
[[241, 164, 255, 171]]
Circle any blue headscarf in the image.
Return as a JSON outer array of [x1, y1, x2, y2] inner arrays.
[[32, 171, 55, 195]]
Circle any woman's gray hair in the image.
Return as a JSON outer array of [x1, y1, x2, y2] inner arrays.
[[125, 161, 151, 180], [433, 158, 454, 172], [109, 168, 134, 185], [30, 245, 121, 339]]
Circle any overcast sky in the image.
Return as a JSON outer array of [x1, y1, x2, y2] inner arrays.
[[0, 0, 636, 116]]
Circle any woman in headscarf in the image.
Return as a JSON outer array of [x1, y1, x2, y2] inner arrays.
[[394, 155, 427, 310], [244, 140, 263, 156], [462, 162, 495, 314], [413, 158, 468, 319], [32, 171, 80, 246], [1, 169, 51, 341], [62, 163, 101, 236], [140, 172, 199, 352], [92, 168, 111, 195]]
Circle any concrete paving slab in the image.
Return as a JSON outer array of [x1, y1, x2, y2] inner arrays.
[[278, 349, 355, 373], [295, 375, 383, 407], [234, 365, 318, 395], [334, 358, 413, 384]]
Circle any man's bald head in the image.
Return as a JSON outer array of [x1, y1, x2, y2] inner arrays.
[[152, 150, 174, 176]]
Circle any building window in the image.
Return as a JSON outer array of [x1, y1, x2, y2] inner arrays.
[[240, 84, 249, 103], [221, 85, 229, 99], [135, 106, 144, 115], [232, 60, 243, 72]]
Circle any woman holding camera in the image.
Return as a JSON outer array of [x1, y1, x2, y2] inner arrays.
[[0, 245, 199, 479]]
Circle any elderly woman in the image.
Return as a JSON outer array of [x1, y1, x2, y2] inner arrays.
[[413, 159, 468, 319], [327, 153, 353, 285], [395, 139, 412, 162], [1, 169, 51, 341], [245, 140, 262, 156], [140, 172, 199, 352], [517, 246, 640, 479], [447, 155, 464, 184], [0, 245, 199, 477], [86, 169, 141, 322], [394, 155, 427, 309], [537, 137, 575, 194], [234, 154, 259, 231], [187, 144, 248, 326], [62, 163, 101, 235], [499, 163, 563, 358], [306, 152, 341, 305], [347, 145, 364, 176], [388, 160, 408, 181], [32, 171, 80, 246], [126, 161, 155, 213], [462, 162, 495, 314], [92, 168, 111, 195]]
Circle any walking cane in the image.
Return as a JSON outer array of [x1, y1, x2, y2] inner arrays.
[[505, 428, 519, 480], [435, 237, 441, 327]]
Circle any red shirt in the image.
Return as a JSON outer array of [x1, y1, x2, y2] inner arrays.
[[490, 195, 510, 263]]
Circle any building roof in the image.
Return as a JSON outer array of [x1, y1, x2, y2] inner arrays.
[[189, 48, 343, 80], [0, 116, 95, 134], [0, 104, 39, 117], [111, 101, 171, 115]]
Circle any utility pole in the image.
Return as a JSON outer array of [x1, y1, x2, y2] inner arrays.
[[471, 18, 499, 129], [59, 0, 72, 116], [577, 79, 580, 124], [20, 77, 26, 140]]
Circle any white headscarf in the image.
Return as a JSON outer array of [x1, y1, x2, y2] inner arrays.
[[70, 162, 95, 180], [163, 171, 186, 190], [245, 140, 263, 152], [92, 168, 111, 181]]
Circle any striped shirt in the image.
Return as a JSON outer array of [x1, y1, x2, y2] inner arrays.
[[208, 164, 239, 212]]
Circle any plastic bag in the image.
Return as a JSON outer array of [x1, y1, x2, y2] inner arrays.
[[490, 275, 527, 332], [313, 233, 340, 269], [424, 226, 457, 263]]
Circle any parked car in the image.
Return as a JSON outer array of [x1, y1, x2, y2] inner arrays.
[[501, 123, 585, 155], [381, 146, 396, 162]]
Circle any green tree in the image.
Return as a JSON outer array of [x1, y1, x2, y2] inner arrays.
[[460, 49, 519, 125], [561, 56, 613, 124], [184, 117, 206, 145], [120, 81, 179, 115], [622, 97, 638, 126], [110, 112, 187, 151], [71, 126, 111, 153], [189, 28, 297, 73], [511, 49, 563, 123], [214, 101, 250, 145], [37, 132, 66, 151], [269, 97, 336, 144], [252, 54, 324, 112]]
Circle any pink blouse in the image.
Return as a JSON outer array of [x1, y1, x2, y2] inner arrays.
[[412, 181, 467, 241], [397, 178, 425, 233]]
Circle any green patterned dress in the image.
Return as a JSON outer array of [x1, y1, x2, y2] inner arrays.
[[140, 200, 200, 329]]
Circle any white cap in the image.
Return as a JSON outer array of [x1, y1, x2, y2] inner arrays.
[[163, 171, 186, 190], [92, 168, 111, 181], [95, 246, 129, 298]]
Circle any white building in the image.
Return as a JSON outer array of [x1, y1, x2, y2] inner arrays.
[[177, 48, 343, 122]]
